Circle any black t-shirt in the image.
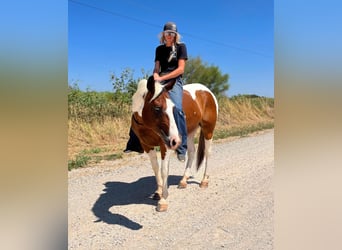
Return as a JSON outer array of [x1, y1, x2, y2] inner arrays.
[[155, 43, 188, 74]]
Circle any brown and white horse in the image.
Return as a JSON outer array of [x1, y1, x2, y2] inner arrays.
[[131, 76, 218, 212]]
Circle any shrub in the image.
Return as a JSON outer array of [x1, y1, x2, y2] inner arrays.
[[68, 84, 130, 123]]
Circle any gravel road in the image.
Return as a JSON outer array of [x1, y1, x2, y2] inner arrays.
[[68, 129, 274, 250]]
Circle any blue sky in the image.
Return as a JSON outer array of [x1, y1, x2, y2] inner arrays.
[[68, 0, 274, 97]]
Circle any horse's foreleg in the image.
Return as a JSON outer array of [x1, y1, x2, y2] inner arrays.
[[157, 150, 171, 212], [199, 138, 212, 188], [148, 150, 162, 200], [178, 131, 196, 188]]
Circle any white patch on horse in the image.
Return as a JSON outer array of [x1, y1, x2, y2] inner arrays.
[[184, 83, 219, 115], [132, 79, 147, 116]]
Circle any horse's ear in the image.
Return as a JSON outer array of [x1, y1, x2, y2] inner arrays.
[[147, 75, 155, 94], [163, 79, 176, 91], [146, 75, 164, 102]]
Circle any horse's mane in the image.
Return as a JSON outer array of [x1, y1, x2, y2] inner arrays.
[[132, 79, 148, 116]]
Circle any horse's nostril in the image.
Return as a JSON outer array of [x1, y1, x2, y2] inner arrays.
[[171, 139, 177, 147]]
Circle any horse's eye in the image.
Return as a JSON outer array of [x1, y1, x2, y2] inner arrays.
[[153, 106, 162, 113]]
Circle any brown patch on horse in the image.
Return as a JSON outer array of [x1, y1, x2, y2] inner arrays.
[[182, 90, 202, 133], [131, 112, 167, 159], [195, 90, 218, 140]]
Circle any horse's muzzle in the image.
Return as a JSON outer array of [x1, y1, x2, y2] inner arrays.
[[159, 129, 180, 150], [169, 136, 181, 150]]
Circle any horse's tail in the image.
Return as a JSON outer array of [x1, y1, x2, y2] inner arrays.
[[196, 130, 205, 170]]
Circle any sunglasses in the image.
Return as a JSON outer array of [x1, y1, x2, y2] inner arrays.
[[164, 32, 176, 37]]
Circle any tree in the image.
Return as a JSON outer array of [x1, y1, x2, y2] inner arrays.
[[110, 68, 136, 104], [184, 56, 229, 98], [110, 68, 150, 104]]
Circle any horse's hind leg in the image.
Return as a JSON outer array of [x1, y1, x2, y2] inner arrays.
[[178, 130, 196, 188], [199, 138, 212, 188]]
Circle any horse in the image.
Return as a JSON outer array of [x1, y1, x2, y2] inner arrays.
[[130, 76, 218, 212]]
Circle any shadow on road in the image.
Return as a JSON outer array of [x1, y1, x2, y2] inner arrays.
[[92, 175, 181, 230]]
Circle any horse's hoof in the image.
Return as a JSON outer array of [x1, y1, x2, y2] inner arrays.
[[199, 181, 208, 188], [152, 193, 161, 200], [177, 182, 187, 189], [156, 203, 168, 212], [178, 177, 190, 189]]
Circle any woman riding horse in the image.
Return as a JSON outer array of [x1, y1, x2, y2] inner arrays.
[[124, 21, 188, 162]]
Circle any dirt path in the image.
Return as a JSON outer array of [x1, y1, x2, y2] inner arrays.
[[68, 129, 274, 249]]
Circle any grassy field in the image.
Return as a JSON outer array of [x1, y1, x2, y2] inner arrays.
[[68, 94, 274, 170]]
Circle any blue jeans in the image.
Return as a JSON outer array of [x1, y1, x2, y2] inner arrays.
[[167, 77, 187, 155]]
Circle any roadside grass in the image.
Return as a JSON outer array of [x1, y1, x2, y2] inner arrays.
[[68, 147, 123, 171], [213, 121, 274, 140]]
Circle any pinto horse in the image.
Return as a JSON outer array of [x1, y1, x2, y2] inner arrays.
[[131, 76, 218, 212]]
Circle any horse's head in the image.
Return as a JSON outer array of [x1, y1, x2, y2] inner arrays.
[[142, 76, 181, 150]]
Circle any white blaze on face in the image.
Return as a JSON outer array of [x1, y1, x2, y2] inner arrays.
[[165, 98, 181, 149]]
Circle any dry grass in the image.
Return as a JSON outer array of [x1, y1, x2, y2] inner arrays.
[[68, 117, 130, 160], [216, 97, 274, 128], [68, 97, 274, 168]]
